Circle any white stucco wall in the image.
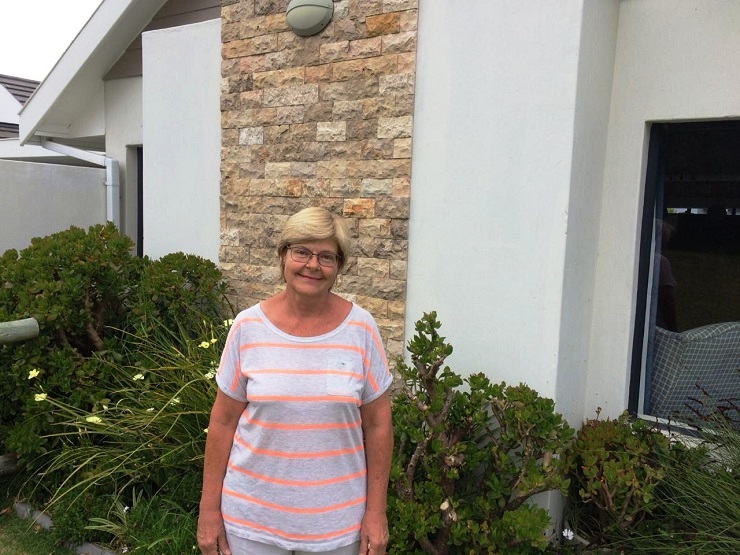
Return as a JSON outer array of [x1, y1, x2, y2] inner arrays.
[[105, 76, 143, 249], [68, 84, 106, 139], [0, 159, 105, 253], [0, 86, 21, 124], [588, 0, 740, 418], [141, 19, 220, 262], [555, 1, 619, 423], [407, 1, 592, 402]]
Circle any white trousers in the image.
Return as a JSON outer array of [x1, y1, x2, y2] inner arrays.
[[225, 534, 360, 555]]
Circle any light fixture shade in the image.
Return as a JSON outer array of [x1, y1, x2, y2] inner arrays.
[[286, 0, 334, 37]]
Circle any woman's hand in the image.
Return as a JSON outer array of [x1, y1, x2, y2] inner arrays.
[[358, 509, 389, 554], [197, 509, 231, 555], [198, 391, 245, 555], [359, 392, 393, 555]]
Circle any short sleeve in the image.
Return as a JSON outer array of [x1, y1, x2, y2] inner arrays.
[[361, 313, 393, 404], [216, 315, 248, 402]]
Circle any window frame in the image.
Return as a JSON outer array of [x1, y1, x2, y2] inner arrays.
[[629, 120, 740, 419]]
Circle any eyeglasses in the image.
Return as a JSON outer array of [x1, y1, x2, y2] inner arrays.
[[287, 246, 342, 268]]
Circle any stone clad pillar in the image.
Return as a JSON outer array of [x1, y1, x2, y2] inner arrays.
[[219, 0, 419, 358]]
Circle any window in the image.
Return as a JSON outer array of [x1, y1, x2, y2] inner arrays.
[[630, 122, 740, 423]]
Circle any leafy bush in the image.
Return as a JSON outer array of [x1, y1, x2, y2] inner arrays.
[[389, 312, 574, 554], [86, 489, 199, 554], [0, 224, 140, 472], [131, 252, 229, 332], [564, 410, 671, 546], [0, 223, 230, 486], [35, 315, 227, 553], [48, 490, 114, 547], [615, 406, 740, 554], [0, 223, 139, 356]]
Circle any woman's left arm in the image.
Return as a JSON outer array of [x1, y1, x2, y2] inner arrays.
[[359, 391, 393, 554]]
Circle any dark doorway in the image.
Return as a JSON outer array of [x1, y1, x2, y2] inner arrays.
[[137, 147, 143, 257]]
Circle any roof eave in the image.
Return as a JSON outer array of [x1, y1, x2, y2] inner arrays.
[[19, 0, 169, 146]]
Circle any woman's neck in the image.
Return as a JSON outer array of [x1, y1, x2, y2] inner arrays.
[[277, 288, 335, 316], [262, 290, 351, 337]]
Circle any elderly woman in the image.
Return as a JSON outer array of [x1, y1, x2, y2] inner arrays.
[[197, 207, 393, 555]]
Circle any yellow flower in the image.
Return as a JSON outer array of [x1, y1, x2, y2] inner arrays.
[[199, 341, 210, 349], [210, 337, 217, 344], [146, 407, 155, 412], [133, 373, 145, 381], [170, 397, 181, 405], [85, 416, 102, 424], [223, 319, 234, 328], [28, 369, 41, 380], [34, 393, 47, 402], [203, 428, 209, 434]]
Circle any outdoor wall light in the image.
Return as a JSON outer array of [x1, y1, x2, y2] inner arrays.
[[286, 0, 334, 37]]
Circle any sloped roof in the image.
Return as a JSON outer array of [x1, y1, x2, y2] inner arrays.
[[0, 75, 40, 138], [18, 0, 169, 146], [0, 74, 40, 105], [18, 0, 219, 148]]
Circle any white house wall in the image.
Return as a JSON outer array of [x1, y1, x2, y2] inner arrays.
[[407, 0, 589, 402], [588, 0, 740, 418], [104, 76, 143, 249], [0, 87, 21, 125], [142, 19, 220, 262], [0, 159, 105, 253], [555, 1, 619, 423], [67, 84, 106, 139]]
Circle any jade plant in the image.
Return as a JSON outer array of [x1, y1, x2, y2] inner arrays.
[[0, 223, 230, 478], [564, 410, 671, 545], [388, 312, 574, 554]]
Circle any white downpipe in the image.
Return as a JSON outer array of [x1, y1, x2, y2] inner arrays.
[[104, 158, 120, 229], [39, 139, 121, 228]]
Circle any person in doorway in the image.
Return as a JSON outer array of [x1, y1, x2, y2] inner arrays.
[[197, 207, 393, 555]]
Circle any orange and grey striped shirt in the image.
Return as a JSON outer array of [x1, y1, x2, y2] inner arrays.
[[215, 302, 392, 552]]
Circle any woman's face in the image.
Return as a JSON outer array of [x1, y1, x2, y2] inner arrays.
[[282, 238, 340, 298]]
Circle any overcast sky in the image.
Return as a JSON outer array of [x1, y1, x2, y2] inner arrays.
[[0, 0, 103, 81]]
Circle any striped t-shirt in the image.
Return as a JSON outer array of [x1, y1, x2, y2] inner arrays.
[[215, 302, 392, 552]]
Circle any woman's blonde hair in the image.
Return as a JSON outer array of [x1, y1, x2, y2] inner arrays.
[[277, 207, 352, 271]]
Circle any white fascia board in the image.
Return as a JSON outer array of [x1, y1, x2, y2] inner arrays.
[[19, 0, 169, 145]]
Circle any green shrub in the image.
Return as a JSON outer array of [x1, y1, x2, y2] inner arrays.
[[48, 490, 115, 547], [616, 405, 740, 554], [564, 410, 671, 546], [130, 251, 230, 333], [0, 224, 140, 472], [0, 223, 139, 355], [0, 223, 230, 488], [34, 315, 226, 553], [86, 490, 199, 554], [389, 312, 574, 554]]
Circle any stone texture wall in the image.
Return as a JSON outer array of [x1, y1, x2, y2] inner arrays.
[[219, 0, 418, 358]]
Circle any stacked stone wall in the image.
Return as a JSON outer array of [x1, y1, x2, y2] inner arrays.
[[220, 0, 418, 357]]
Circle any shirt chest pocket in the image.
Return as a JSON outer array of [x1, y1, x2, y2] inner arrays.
[[325, 357, 363, 398]]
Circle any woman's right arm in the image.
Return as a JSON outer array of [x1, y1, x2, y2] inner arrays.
[[197, 389, 247, 555]]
